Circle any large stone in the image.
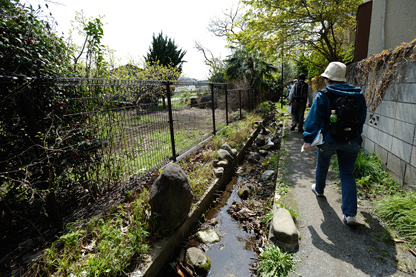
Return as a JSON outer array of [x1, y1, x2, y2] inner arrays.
[[259, 149, 268, 156], [216, 160, 228, 168], [262, 170, 275, 181], [220, 143, 235, 157], [197, 229, 221, 244], [238, 184, 252, 200], [218, 149, 233, 163], [186, 247, 211, 275], [256, 135, 267, 146], [213, 167, 224, 177], [248, 151, 261, 162], [149, 163, 193, 233], [268, 208, 299, 252]]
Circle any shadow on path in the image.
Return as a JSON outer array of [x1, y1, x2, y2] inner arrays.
[[282, 130, 408, 276], [308, 197, 399, 276]]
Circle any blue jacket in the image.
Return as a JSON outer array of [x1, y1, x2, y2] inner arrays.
[[303, 83, 367, 144]]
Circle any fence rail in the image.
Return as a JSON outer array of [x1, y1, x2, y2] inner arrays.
[[0, 77, 261, 209]]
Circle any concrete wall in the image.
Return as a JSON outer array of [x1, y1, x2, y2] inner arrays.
[[368, 0, 416, 56], [355, 61, 416, 191]]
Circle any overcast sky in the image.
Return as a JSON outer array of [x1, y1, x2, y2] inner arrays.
[[24, 0, 236, 80]]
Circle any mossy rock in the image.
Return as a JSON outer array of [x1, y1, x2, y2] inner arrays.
[[186, 247, 211, 275]]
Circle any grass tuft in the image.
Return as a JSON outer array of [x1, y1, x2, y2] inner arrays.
[[257, 244, 299, 277], [375, 191, 416, 246]]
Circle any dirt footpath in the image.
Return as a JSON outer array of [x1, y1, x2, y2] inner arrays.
[[281, 131, 414, 276]]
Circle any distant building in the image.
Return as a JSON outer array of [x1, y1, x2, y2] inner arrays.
[[354, 0, 416, 62]]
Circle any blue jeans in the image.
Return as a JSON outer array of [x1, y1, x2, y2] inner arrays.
[[315, 140, 360, 216]]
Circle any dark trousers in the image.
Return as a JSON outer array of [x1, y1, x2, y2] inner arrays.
[[291, 101, 307, 131]]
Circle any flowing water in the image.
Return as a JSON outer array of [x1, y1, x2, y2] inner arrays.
[[204, 176, 257, 276], [159, 175, 257, 276]]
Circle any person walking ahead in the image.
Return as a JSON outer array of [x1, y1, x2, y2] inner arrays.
[[302, 62, 367, 225], [288, 73, 312, 132]]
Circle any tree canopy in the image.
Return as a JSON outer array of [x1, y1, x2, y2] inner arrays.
[[144, 32, 187, 74], [226, 46, 277, 90], [236, 0, 363, 69]]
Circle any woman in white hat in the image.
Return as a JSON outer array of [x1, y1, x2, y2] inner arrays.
[[302, 61, 367, 225]]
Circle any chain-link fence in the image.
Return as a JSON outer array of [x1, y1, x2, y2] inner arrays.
[[1, 77, 260, 205]]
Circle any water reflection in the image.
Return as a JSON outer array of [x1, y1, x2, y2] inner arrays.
[[204, 177, 256, 276]]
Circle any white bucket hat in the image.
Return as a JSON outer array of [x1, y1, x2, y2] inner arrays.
[[320, 62, 346, 82]]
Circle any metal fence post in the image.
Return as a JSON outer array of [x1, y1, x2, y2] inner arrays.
[[248, 89, 251, 111], [239, 89, 242, 120], [210, 83, 216, 135], [166, 81, 176, 161], [225, 84, 228, 125]]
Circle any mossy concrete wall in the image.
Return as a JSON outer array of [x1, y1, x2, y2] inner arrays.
[[347, 60, 416, 191]]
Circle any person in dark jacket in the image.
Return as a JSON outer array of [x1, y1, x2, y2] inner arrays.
[[288, 73, 313, 132], [302, 62, 367, 225]]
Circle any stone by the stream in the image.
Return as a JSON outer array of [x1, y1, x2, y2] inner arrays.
[[220, 143, 235, 157], [149, 163, 193, 233], [216, 160, 228, 168], [218, 149, 233, 163], [261, 170, 275, 181], [196, 229, 221, 244], [268, 208, 299, 252], [248, 151, 261, 162], [237, 184, 252, 200], [259, 149, 268, 156], [213, 167, 224, 177], [256, 135, 266, 146], [186, 247, 211, 274]]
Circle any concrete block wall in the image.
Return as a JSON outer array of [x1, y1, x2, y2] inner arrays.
[[360, 61, 416, 191]]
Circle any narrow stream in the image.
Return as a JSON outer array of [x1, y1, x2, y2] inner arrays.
[[158, 174, 258, 276], [204, 176, 257, 276]]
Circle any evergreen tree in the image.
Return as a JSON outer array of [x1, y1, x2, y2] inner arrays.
[[145, 32, 187, 73]]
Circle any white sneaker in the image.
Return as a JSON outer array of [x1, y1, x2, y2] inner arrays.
[[343, 215, 357, 225], [311, 184, 324, 197]]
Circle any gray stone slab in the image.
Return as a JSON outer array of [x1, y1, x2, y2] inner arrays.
[[363, 137, 375, 153], [404, 165, 416, 191], [395, 102, 416, 124], [387, 152, 407, 178], [377, 130, 393, 151], [362, 122, 370, 134], [382, 85, 395, 101], [378, 115, 395, 134], [365, 125, 379, 141], [388, 170, 404, 187], [411, 145, 416, 167], [390, 137, 412, 162], [375, 100, 396, 119], [374, 144, 389, 167], [396, 83, 416, 103], [393, 120, 415, 144], [404, 61, 416, 83]]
